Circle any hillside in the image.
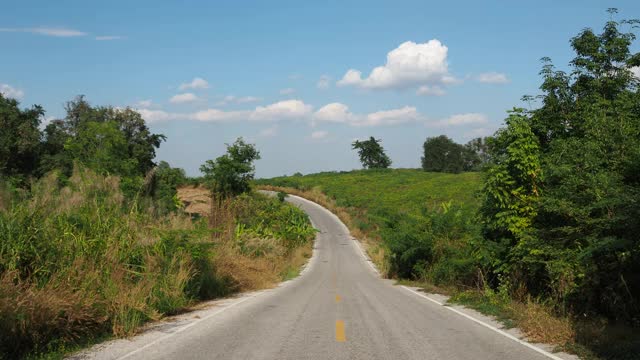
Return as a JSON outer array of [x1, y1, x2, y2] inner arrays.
[[256, 168, 483, 281], [256, 169, 482, 216]]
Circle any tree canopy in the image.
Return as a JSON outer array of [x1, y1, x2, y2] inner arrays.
[[352, 137, 392, 169], [200, 138, 261, 198], [480, 12, 640, 322]]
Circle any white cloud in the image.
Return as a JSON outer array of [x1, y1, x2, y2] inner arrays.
[[476, 72, 509, 84], [137, 99, 313, 124], [289, 74, 302, 80], [279, 88, 295, 95], [416, 85, 445, 96], [364, 106, 421, 126], [311, 130, 329, 139], [317, 75, 331, 89], [431, 113, 489, 127], [0, 27, 87, 37], [136, 109, 178, 123], [237, 96, 261, 104], [0, 84, 24, 99], [215, 95, 262, 106], [312, 103, 358, 125], [192, 109, 247, 122], [313, 103, 423, 127], [95, 35, 123, 41], [135, 99, 155, 108], [631, 66, 640, 79], [169, 93, 199, 104], [259, 126, 278, 138], [179, 77, 209, 90], [337, 40, 454, 90], [250, 100, 312, 121]]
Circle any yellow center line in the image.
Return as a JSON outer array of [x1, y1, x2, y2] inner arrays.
[[335, 320, 346, 342], [335, 294, 341, 302]]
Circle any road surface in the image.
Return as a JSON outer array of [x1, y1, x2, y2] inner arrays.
[[76, 194, 572, 360]]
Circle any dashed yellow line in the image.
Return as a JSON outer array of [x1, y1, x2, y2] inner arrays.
[[335, 320, 346, 342]]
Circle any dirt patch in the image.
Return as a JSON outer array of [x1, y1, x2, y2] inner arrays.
[[177, 186, 211, 216]]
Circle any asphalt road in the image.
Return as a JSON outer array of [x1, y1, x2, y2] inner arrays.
[[77, 194, 569, 360]]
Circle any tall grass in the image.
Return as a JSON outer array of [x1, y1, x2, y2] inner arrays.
[[0, 168, 315, 359]]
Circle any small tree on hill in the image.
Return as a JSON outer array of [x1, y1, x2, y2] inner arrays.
[[352, 136, 392, 169], [200, 137, 261, 199]]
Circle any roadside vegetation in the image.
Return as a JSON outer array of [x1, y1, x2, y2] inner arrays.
[[0, 97, 315, 359], [258, 12, 640, 359]]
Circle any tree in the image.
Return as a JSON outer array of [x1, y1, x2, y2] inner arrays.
[[351, 137, 392, 169], [40, 96, 165, 179], [149, 161, 187, 213], [199, 138, 261, 199], [481, 11, 640, 321], [463, 137, 491, 171], [421, 135, 465, 173], [0, 94, 44, 184]]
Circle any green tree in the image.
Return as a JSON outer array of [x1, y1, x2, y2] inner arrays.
[[463, 137, 491, 171], [0, 94, 44, 185], [40, 96, 165, 179], [149, 161, 187, 213], [352, 137, 392, 169], [200, 138, 261, 199], [421, 135, 464, 173], [481, 11, 640, 321]]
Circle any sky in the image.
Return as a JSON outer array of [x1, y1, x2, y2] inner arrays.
[[1, 0, 639, 178]]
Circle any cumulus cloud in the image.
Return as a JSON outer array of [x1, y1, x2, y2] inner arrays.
[[250, 100, 312, 121], [136, 109, 178, 123], [337, 40, 455, 90], [317, 75, 331, 89], [137, 100, 312, 124], [312, 103, 422, 127], [416, 85, 445, 96], [476, 72, 509, 84], [311, 130, 329, 139], [135, 99, 155, 108], [430, 113, 489, 127], [279, 88, 295, 95], [216, 95, 262, 106], [0, 27, 87, 37], [169, 93, 200, 104], [179, 77, 209, 90], [0, 84, 24, 99], [312, 103, 358, 125]]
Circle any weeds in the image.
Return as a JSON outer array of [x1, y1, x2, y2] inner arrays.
[[0, 167, 314, 359]]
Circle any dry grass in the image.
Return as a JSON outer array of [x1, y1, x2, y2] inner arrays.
[[177, 186, 212, 216], [511, 300, 574, 345]]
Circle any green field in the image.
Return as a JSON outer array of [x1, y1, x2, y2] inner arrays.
[[257, 169, 483, 282], [257, 169, 482, 216]]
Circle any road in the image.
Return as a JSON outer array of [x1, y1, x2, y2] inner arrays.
[[77, 194, 571, 360]]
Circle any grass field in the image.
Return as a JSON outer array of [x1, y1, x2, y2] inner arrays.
[[256, 168, 483, 280], [257, 169, 482, 216]]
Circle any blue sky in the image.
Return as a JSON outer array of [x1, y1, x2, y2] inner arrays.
[[2, 0, 639, 177]]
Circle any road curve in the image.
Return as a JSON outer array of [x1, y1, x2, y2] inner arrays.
[[76, 194, 568, 360]]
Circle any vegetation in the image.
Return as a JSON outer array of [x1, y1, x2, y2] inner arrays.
[[256, 169, 482, 279], [0, 96, 315, 359], [200, 138, 261, 199], [259, 12, 640, 358], [352, 137, 392, 169], [421, 135, 489, 173]]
